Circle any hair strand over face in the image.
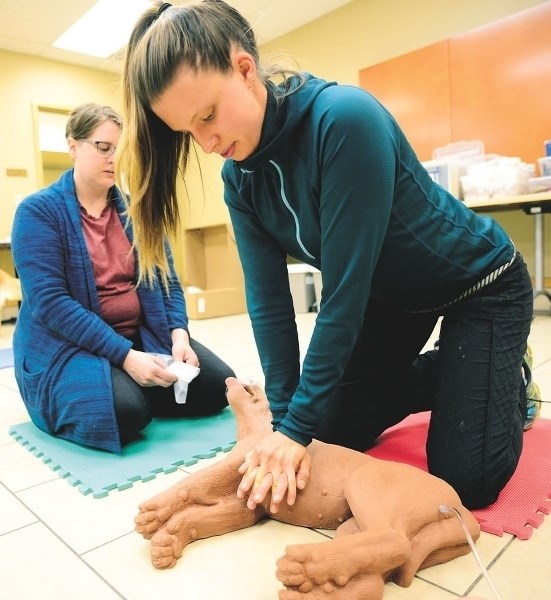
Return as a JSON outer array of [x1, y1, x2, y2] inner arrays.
[[117, 0, 299, 288]]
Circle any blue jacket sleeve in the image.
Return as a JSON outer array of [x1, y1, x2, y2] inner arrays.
[[225, 194, 301, 428], [12, 187, 132, 366]]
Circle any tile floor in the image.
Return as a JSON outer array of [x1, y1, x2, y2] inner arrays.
[[0, 311, 550, 600]]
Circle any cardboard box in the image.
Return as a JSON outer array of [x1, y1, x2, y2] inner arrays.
[[185, 287, 246, 320], [184, 224, 246, 319]]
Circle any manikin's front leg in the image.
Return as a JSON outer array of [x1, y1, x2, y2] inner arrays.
[[149, 488, 265, 569], [135, 439, 254, 540], [139, 378, 273, 568], [135, 377, 273, 540], [147, 452, 266, 569]]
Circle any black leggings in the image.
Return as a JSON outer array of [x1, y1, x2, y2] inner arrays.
[[316, 253, 534, 509], [111, 338, 234, 446]]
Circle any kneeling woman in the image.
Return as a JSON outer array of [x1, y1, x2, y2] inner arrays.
[[11, 103, 234, 453]]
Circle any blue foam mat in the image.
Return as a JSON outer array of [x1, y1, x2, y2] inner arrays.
[[0, 347, 14, 369], [9, 408, 237, 498]]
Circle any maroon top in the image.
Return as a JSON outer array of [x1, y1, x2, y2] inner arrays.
[[81, 201, 142, 337]]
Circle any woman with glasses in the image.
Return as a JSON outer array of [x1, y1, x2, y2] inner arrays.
[[11, 102, 234, 452]]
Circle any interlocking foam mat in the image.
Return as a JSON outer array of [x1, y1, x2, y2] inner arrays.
[[9, 408, 237, 498], [366, 412, 551, 540], [0, 347, 14, 369]]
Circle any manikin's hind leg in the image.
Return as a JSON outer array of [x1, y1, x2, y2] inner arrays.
[[140, 378, 272, 568], [277, 460, 480, 599], [276, 524, 410, 600], [352, 463, 480, 587]]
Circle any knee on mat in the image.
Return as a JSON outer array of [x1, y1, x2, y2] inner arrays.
[[117, 404, 152, 446], [459, 485, 500, 511], [429, 462, 514, 510], [113, 388, 152, 445]]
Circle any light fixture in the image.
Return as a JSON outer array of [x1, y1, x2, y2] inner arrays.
[[52, 0, 152, 59]]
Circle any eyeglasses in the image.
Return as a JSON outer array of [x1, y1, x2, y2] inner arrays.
[[80, 139, 117, 157]]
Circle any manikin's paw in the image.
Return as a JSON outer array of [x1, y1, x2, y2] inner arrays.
[[135, 504, 177, 538], [134, 487, 192, 538], [149, 530, 183, 570]]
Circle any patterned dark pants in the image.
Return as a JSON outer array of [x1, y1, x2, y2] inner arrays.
[[316, 253, 534, 509], [111, 338, 233, 446]]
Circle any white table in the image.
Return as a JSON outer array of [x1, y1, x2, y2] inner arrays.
[[464, 192, 551, 307]]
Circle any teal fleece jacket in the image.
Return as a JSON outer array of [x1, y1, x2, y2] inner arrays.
[[222, 74, 513, 447]]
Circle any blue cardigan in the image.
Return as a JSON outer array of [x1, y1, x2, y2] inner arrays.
[[11, 170, 187, 452]]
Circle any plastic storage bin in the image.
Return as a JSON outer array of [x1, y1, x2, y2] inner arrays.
[[537, 157, 551, 177]]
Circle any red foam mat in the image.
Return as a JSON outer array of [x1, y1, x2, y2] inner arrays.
[[366, 412, 551, 540]]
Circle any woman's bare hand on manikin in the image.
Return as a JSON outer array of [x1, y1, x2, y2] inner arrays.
[[236, 430, 311, 513]]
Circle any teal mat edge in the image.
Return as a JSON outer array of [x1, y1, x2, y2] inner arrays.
[[8, 410, 237, 499]]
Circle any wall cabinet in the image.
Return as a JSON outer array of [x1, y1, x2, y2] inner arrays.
[[359, 3, 551, 165]]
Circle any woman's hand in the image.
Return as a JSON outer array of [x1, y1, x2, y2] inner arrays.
[[237, 431, 311, 514], [171, 328, 199, 366], [122, 349, 178, 387]]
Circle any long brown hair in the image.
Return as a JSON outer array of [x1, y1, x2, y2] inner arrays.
[[117, 0, 299, 286]]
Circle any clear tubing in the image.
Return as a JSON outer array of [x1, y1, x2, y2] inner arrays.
[[439, 504, 503, 600]]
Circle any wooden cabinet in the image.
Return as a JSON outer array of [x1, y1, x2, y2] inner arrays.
[[359, 41, 451, 162], [359, 3, 551, 165]]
